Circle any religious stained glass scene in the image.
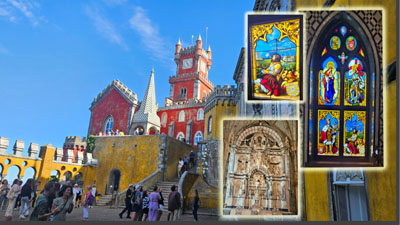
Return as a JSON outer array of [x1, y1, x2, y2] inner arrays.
[[222, 120, 298, 216], [248, 15, 302, 101], [304, 10, 382, 167]]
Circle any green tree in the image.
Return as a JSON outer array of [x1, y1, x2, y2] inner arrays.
[[86, 135, 96, 154]]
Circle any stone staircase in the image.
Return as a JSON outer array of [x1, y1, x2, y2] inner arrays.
[[96, 194, 113, 206], [155, 177, 180, 210]]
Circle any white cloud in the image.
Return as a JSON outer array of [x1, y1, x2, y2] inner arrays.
[[6, 0, 40, 26], [129, 6, 172, 63], [84, 4, 129, 51]]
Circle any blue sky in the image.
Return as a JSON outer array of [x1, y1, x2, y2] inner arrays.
[[0, 0, 253, 160], [255, 26, 296, 58]]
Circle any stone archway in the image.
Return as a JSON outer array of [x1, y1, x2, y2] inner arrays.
[[107, 168, 121, 194], [223, 120, 296, 216]]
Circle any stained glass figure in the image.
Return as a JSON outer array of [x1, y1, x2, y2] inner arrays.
[[330, 36, 341, 50], [319, 57, 340, 105], [344, 58, 366, 106], [340, 25, 347, 36], [248, 15, 302, 101], [346, 36, 357, 51], [343, 111, 366, 157], [318, 110, 340, 156]]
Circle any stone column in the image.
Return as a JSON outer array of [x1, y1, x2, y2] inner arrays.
[[76, 151, 84, 165], [0, 137, 9, 154], [13, 140, 24, 157], [67, 150, 74, 163], [28, 143, 39, 158], [55, 148, 64, 161]]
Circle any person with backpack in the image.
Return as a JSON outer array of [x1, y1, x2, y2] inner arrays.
[[29, 182, 58, 221], [82, 185, 94, 221]]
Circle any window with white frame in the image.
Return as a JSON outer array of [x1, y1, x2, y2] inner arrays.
[[194, 131, 203, 146], [178, 110, 185, 122], [103, 115, 114, 135], [197, 109, 204, 120]]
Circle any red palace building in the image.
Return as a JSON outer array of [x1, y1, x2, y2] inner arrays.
[[87, 34, 213, 147]]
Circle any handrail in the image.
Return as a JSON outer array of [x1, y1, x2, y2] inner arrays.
[[114, 170, 162, 207]]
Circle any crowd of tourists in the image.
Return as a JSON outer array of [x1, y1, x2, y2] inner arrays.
[[97, 129, 125, 136], [118, 184, 200, 222], [0, 178, 98, 221]]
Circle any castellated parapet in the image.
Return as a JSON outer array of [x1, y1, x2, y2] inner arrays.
[[0, 137, 94, 166], [204, 85, 238, 113], [158, 98, 206, 111]]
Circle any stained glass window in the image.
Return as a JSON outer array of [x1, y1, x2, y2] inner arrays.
[[305, 13, 380, 167]]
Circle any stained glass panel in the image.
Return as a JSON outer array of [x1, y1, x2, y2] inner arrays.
[[345, 36, 357, 51], [319, 57, 340, 105], [343, 111, 366, 157], [248, 15, 302, 101], [317, 110, 340, 156], [330, 36, 341, 50], [344, 58, 366, 106]]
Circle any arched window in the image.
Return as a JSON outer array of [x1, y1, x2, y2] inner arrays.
[[161, 112, 167, 127], [178, 110, 185, 122], [179, 87, 187, 99], [203, 91, 207, 99], [176, 132, 185, 142], [194, 131, 203, 146], [103, 115, 114, 135], [207, 115, 213, 134], [305, 12, 381, 167], [197, 109, 204, 120]]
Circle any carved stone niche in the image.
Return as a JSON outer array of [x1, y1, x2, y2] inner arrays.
[[235, 154, 248, 174]]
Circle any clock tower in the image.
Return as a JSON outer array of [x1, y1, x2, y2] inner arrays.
[[169, 34, 213, 102]]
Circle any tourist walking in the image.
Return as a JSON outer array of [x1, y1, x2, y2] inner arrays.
[[72, 184, 80, 208], [131, 185, 143, 221], [90, 184, 97, 207], [141, 191, 149, 221], [14, 180, 23, 211], [119, 184, 134, 219], [4, 179, 20, 221], [19, 178, 34, 219], [148, 186, 161, 221], [50, 185, 74, 221], [167, 185, 181, 221], [189, 151, 195, 168], [30, 182, 57, 221], [157, 187, 164, 221], [0, 179, 10, 212], [76, 184, 84, 208], [177, 158, 184, 178], [82, 185, 94, 221], [192, 189, 201, 221]]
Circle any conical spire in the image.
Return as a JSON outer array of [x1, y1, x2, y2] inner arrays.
[[207, 45, 211, 52], [132, 68, 160, 128], [197, 33, 202, 41], [177, 38, 181, 45]]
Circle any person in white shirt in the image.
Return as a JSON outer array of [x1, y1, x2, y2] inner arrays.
[[177, 158, 184, 178], [90, 184, 97, 208]]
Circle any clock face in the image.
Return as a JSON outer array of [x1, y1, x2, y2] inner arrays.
[[182, 58, 193, 69], [200, 60, 206, 73]]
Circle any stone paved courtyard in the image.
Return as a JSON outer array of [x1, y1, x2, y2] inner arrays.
[[0, 206, 218, 222]]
